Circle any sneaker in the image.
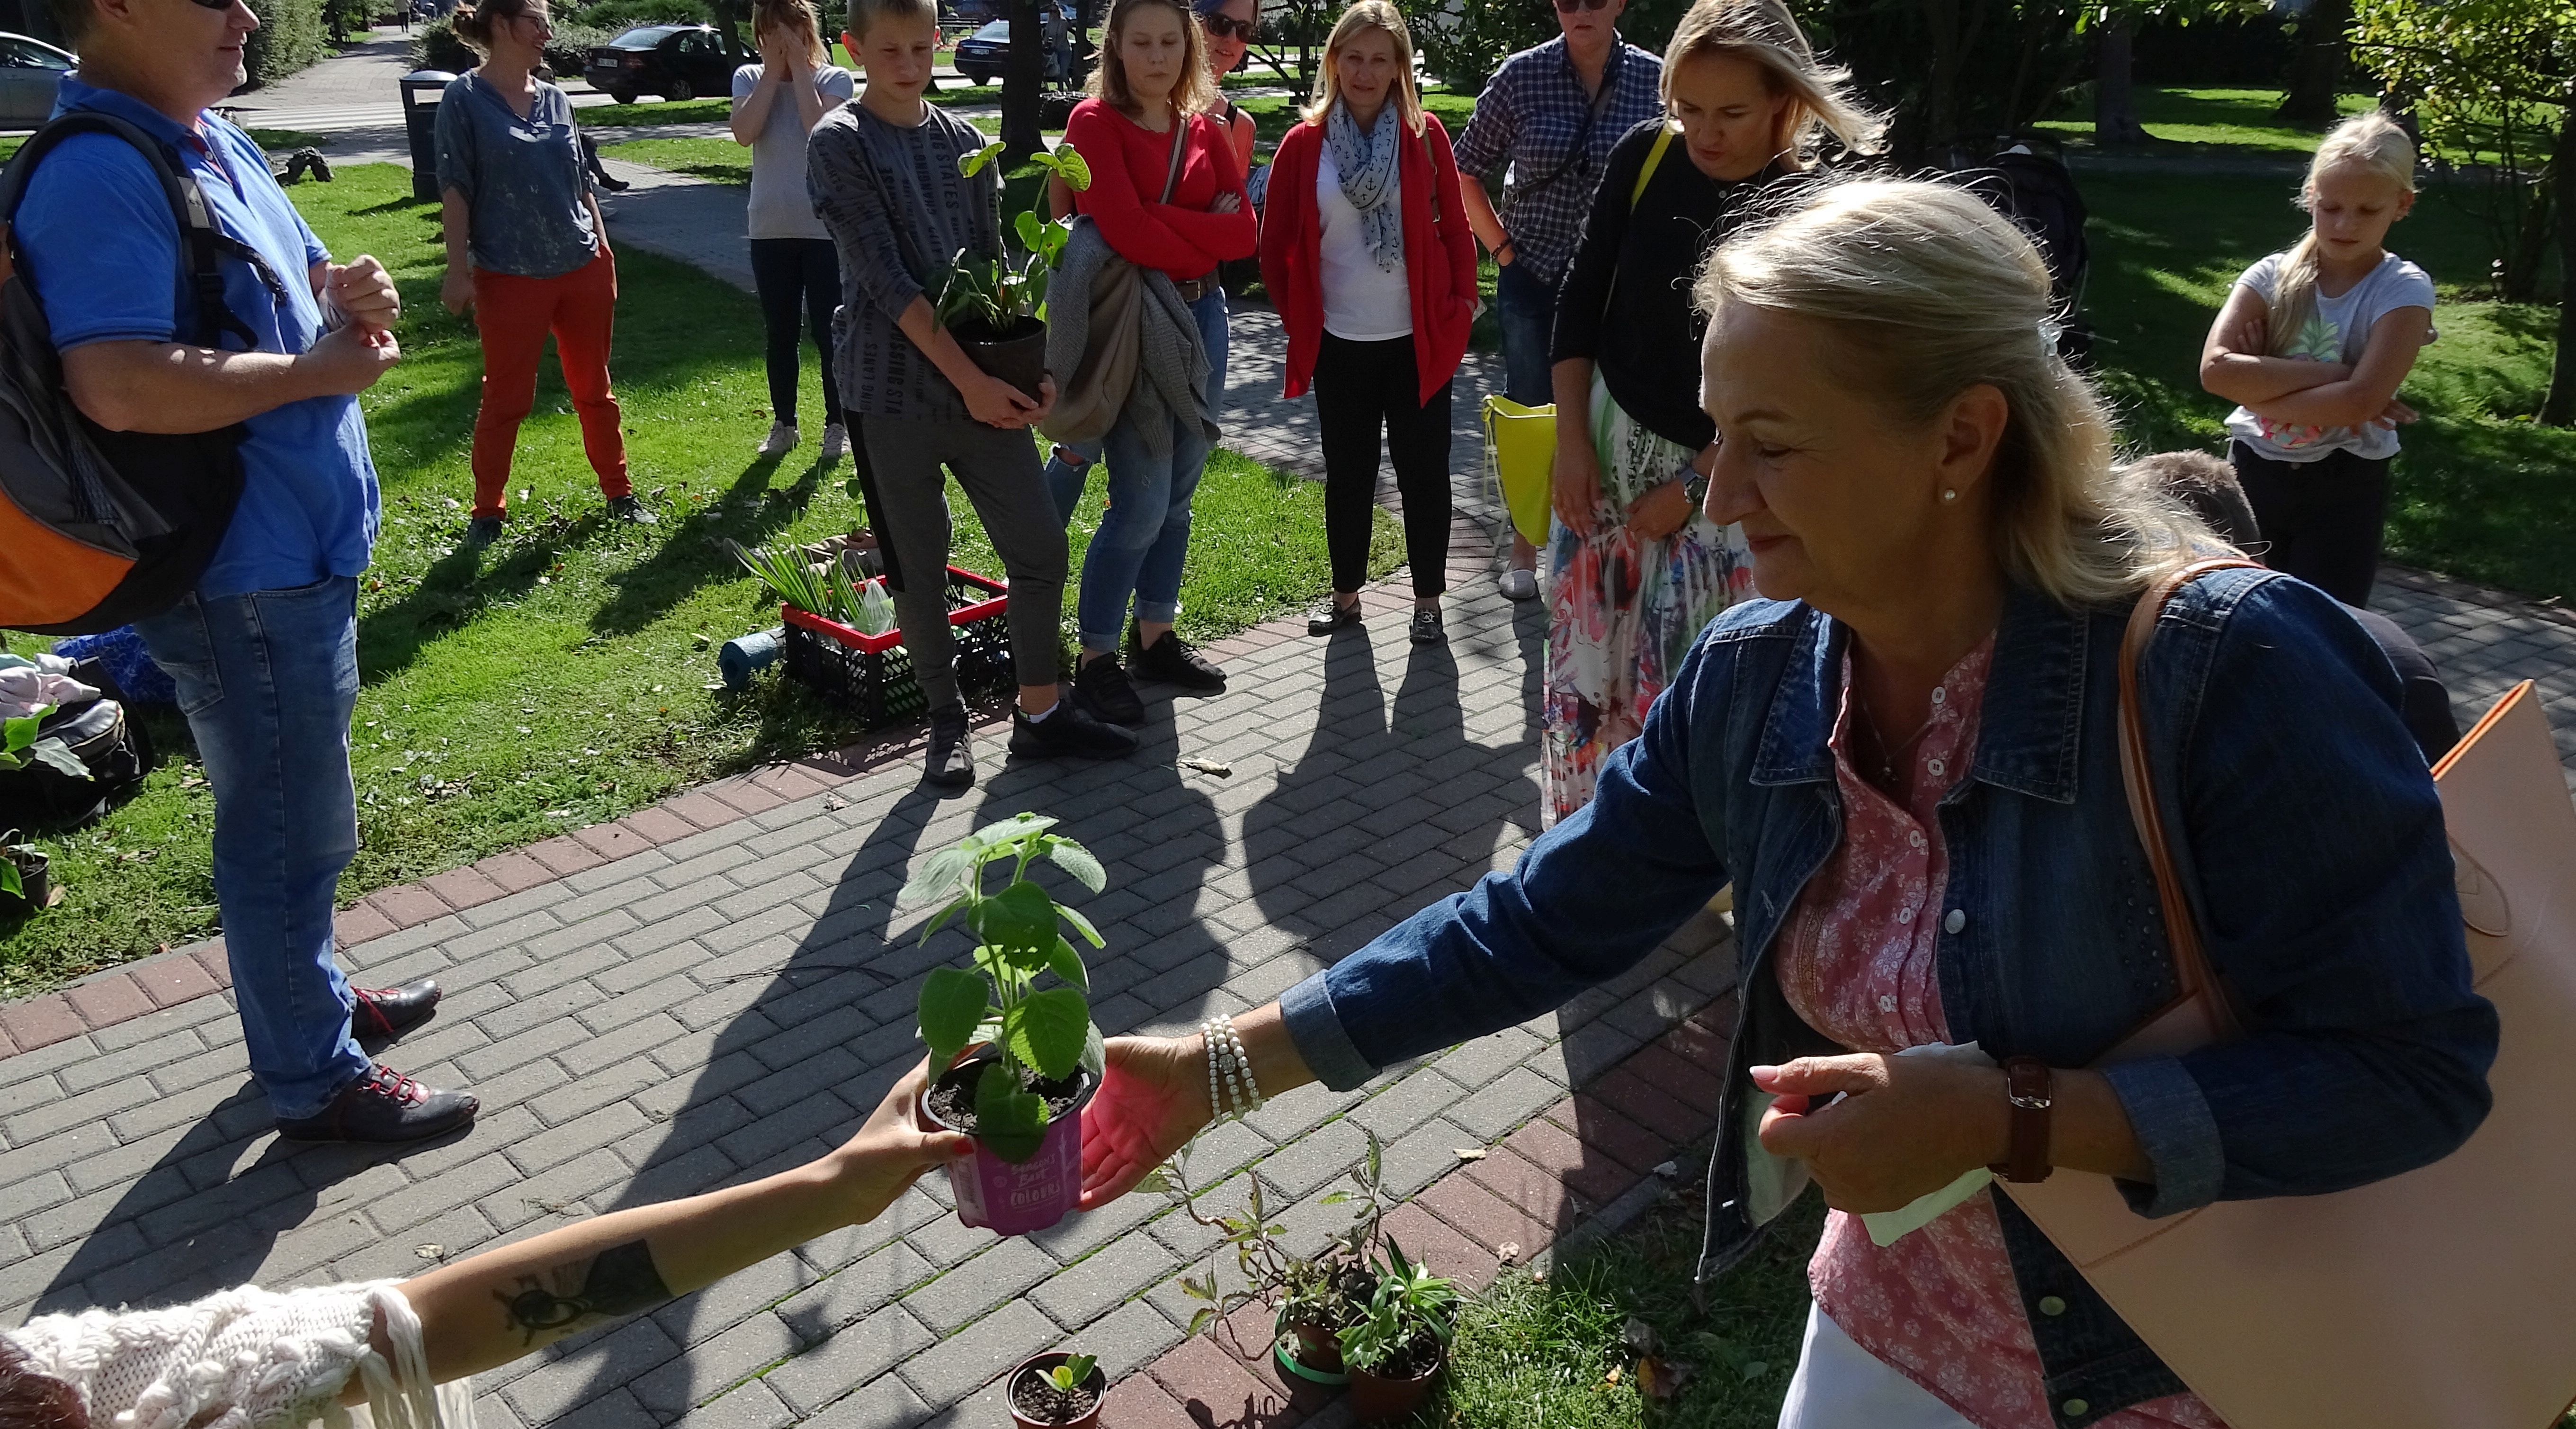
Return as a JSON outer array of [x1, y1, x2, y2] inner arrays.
[[1306, 598, 1363, 636], [759, 420, 799, 458], [607, 494, 658, 525], [352, 978, 441, 1048], [1128, 626, 1225, 691], [1009, 700, 1139, 760], [462, 516, 503, 551], [1499, 566, 1539, 601], [1409, 606, 1446, 645], [275, 1063, 478, 1143], [924, 702, 974, 789], [819, 423, 850, 465], [1071, 653, 1145, 726]]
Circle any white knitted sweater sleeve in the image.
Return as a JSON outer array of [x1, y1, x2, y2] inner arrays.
[[4, 1283, 463, 1429]]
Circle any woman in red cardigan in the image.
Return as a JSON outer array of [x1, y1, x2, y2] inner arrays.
[[1259, 0, 1477, 646]]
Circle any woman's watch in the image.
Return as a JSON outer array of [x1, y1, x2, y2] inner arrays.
[[1989, 1056, 2055, 1183]]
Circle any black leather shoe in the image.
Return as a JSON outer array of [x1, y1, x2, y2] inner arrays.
[[924, 702, 975, 788], [352, 979, 440, 1046], [276, 1064, 478, 1143], [1072, 653, 1145, 726], [1306, 598, 1363, 636], [1129, 627, 1225, 691], [1010, 701, 1139, 760], [1409, 607, 1446, 645]]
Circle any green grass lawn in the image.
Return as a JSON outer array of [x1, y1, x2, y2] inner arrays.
[[0, 161, 1395, 993], [2033, 86, 2380, 153], [0, 127, 327, 162]]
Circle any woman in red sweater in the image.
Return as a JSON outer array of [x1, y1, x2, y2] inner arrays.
[[1259, 0, 1477, 645], [1059, 0, 1256, 727]]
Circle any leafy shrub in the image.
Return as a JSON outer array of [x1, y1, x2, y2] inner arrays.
[[569, 0, 707, 31], [242, 0, 332, 87], [411, 16, 614, 77]]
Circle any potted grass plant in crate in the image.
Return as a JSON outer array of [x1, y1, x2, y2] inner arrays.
[[902, 812, 1109, 1235], [728, 538, 1012, 726], [937, 142, 1091, 399]]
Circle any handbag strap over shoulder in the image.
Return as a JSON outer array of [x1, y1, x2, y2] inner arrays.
[[2116, 557, 2264, 1042], [1160, 116, 1189, 203]]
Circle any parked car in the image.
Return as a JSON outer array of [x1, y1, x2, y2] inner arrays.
[[950, 7, 1075, 87], [583, 24, 750, 105], [0, 32, 72, 126]]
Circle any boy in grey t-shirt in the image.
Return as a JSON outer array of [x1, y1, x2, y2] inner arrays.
[[808, 0, 1136, 784]]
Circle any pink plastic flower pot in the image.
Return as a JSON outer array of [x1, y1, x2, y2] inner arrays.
[[918, 1049, 1096, 1236]]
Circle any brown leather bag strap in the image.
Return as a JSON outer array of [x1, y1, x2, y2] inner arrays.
[[2116, 557, 2264, 1041]]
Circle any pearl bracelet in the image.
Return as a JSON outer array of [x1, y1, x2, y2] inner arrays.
[[1201, 1014, 1263, 1119]]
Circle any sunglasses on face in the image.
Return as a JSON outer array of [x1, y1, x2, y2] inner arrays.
[[1200, 12, 1257, 40], [1552, 0, 1611, 12], [512, 12, 554, 31]]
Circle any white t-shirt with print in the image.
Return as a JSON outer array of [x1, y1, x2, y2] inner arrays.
[[2223, 248, 2435, 463]]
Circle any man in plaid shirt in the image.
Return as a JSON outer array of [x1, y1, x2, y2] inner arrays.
[[1453, 0, 1664, 596]]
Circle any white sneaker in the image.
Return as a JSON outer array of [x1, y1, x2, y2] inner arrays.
[[819, 422, 849, 465], [758, 420, 798, 458], [1500, 566, 1539, 601]]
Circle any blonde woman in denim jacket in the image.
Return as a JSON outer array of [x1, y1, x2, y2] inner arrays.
[[1075, 181, 2494, 1429]]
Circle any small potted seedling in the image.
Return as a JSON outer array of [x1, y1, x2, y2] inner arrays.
[[903, 812, 1108, 1235], [938, 142, 1091, 399], [0, 829, 48, 912], [1339, 1242, 1458, 1422], [1006, 1351, 1104, 1429], [1164, 1129, 1391, 1384]]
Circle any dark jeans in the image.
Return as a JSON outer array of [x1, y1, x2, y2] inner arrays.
[[1315, 332, 1454, 599], [2230, 441, 2391, 607], [1493, 258, 1558, 408], [750, 237, 844, 430]]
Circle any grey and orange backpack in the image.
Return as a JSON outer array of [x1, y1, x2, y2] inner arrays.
[[0, 110, 290, 635]]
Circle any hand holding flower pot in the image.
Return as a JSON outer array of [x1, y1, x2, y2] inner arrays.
[[903, 812, 1109, 1234]]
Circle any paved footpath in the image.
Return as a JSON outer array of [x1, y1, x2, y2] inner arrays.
[[5, 144, 2574, 1429]]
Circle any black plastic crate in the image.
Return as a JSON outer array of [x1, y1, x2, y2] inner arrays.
[[778, 567, 1013, 728]]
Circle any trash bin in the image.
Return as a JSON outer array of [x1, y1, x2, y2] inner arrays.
[[399, 70, 455, 202]]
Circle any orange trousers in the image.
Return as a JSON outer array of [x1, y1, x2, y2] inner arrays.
[[469, 250, 629, 519]]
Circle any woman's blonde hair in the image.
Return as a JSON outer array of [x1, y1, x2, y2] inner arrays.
[[449, 0, 538, 57], [1660, 0, 1882, 166], [2265, 110, 2417, 357], [1694, 180, 2204, 607], [1087, 0, 1218, 117], [1300, 0, 1424, 137], [754, 0, 830, 68]]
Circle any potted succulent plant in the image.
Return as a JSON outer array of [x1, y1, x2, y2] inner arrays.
[[1339, 1242, 1458, 1422], [902, 812, 1109, 1235], [1165, 1128, 1392, 1384], [1006, 1351, 1104, 1429], [937, 142, 1092, 400]]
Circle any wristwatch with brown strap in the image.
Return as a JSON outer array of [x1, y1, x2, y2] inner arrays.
[[1989, 1056, 2055, 1183]]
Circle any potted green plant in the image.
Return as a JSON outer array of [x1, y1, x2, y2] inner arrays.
[[1339, 1242, 1458, 1422], [0, 703, 84, 912], [0, 829, 48, 912], [901, 811, 1109, 1235], [1005, 1351, 1104, 1429], [937, 142, 1092, 399], [1164, 1128, 1392, 1384]]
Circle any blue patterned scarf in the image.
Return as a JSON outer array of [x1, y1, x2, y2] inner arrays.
[[1325, 99, 1402, 272]]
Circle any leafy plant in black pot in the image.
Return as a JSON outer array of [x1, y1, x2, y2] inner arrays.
[[938, 141, 1092, 401], [1164, 1128, 1392, 1383], [1339, 1242, 1458, 1422], [902, 811, 1108, 1235]]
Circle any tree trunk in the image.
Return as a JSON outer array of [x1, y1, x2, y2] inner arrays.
[[1923, 0, 1963, 153], [2542, 97, 2576, 426], [2093, 15, 2147, 146], [2275, 0, 2350, 127], [1002, 0, 1045, 165]]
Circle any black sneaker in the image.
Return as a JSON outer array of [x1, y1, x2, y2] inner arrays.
[[1306, 598, 1363, 636], [606, 495, 658, 525], [1129, 626, 1225, 691], [352, 978, 441, 1049], [1072, 654, 1145, 726], [1409, 606, 1446, 645], [462, 516, 503, 551], [276, 1064, 478, 1144], [1010, 701, 1139, 760], [924, 702, 975, 789]]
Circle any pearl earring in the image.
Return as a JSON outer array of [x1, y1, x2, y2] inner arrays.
[[1941, 488, 1959, 503]]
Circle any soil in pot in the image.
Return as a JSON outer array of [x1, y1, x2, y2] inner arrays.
[[950, 315, 1048, 404], [924, 1056, 1087, 1132], [1007, 1354, 1104, 1429]]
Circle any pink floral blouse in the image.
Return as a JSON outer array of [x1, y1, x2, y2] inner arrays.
[[1775, 637, 2225, 1429]]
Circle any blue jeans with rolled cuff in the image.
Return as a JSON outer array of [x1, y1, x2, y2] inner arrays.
[[1047, 286, 1230, 527], [1072, 288, 1227, 649]]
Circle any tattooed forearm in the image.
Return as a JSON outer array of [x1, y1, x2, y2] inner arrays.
[[494, 1240, 673, 1345]]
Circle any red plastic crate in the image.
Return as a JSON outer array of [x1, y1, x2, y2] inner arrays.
[[779, 566, 1013, 728]]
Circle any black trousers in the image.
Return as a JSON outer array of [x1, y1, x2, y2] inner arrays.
[[749, 237, 845, 430], [2229, 440, 2392, 607], [1314, 332, 1454, 599]]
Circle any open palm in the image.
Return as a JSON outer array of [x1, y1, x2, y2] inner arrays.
[[1078, 1035, 1211, 1208]]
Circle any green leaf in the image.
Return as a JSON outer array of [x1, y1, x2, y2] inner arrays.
[[1044, 935, 1089, 990], [957, 138, 1004, 176], [1320, 1192, 1351, 1205], [1009, 986, 1091, 1080], [1061, 1354, 1096, 1385], [900, 845, 973, 909], [1013, 208, 1045, 252], [0, 858, 19, 899], [1057, 903, 1105, 947], [972, 879, 1057, 962], [1, 713, 42, 759], [28, 739, 89, 780], [975, 1060, 1050, 1162], [1186, 1307, 1215, 1337], [1056, 146, 1091, 192], [1044, 836, 1107, 893], [917, 967, 990, 1070]]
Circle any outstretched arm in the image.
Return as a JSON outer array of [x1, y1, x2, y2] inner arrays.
[[1080, 1003, 1315, 1207]]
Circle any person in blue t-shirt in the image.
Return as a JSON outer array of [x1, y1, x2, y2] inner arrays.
[[17, 0, 479, 1142]]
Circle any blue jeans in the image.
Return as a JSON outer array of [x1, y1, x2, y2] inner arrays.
[[1073, 288, 1227, 649], [1048, 286, 1229, 526], [133, 575, 370, 1120], [1492, 258, 1557, 408]]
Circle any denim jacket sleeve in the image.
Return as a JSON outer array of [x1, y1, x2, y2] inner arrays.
[[1282, 633, 1736, 1090], [2105, 573, 2496, 1216]]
